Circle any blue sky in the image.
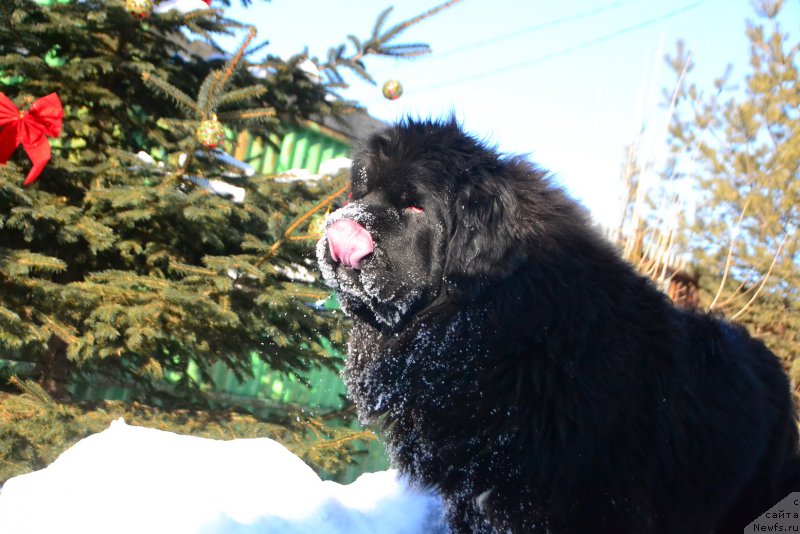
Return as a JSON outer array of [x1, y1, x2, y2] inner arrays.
[[221, 0, 798, 227]]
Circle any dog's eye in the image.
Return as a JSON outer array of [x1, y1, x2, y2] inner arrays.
[[404, 206, 424, 214]]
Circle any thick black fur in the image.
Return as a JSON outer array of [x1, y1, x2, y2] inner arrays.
[[317, 118, 800, 533]]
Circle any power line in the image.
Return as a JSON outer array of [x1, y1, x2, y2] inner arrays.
[[411, 1, 705, 94], [427, 0, 642, 62], [373, 0, 642, 79]]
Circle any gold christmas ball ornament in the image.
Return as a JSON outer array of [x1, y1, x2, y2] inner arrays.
[[382, 79, 403, 100], [196, 116, 226, 149], [126, 0, 153, 19]]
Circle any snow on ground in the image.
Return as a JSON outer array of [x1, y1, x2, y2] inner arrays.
[[0, 419, 445, 534]]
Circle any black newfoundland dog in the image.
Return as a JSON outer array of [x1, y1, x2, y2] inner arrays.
[[316, 118, 799, 533]]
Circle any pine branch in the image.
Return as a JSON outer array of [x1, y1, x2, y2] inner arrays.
[[370, 7, 394, 42], [217, 85, 268, 107], [205, 26, 258, 115], [196, 71, 223, 113], [317, 0, 463, 86], [217, 107, 276, 122], [383, 0, 464, 39], [141, 71, 200, 115], [0, 250, 67, 277]]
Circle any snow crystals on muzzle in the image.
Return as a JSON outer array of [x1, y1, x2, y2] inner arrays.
[[317, 203, 423, 329]]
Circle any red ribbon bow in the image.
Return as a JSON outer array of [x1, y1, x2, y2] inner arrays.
[[0, 92, 63, 186]]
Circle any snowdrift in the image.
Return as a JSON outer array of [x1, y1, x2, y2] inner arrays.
[[0, 419, 445, 534]]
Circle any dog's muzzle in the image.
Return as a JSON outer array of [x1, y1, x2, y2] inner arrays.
[[326, 219, 374, 270]]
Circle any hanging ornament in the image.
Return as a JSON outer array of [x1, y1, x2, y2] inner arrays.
[[195, 115, 225, 149], [126, 0, 153, 19], [1, 46, 64, 87], [382, 79, 403, 100], [44, 45, 66, 68], [0, 92, 64, 186], [0, 72, 25, 87]]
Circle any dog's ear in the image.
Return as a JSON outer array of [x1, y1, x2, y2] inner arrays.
[[444, 168, 528, 303]]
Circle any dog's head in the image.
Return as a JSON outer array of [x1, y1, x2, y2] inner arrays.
[[317, 118, 542, 330]]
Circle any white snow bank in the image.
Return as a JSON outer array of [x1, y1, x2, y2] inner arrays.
[[0, 419, 444, 534]]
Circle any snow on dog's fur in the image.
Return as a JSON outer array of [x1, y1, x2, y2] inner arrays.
[[317, 118, 800, 533]]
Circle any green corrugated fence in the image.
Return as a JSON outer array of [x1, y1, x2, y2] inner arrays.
[[231, 123, 351, 176]]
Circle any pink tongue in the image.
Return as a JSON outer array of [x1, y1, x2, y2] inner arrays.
[[327, 219, 374, 270]]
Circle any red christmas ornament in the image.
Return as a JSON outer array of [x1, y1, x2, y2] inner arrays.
[[0, 92, 63, 186]]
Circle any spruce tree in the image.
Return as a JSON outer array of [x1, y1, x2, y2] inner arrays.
[[665, 0, 799, 373], [0, 0, 457, 482]]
